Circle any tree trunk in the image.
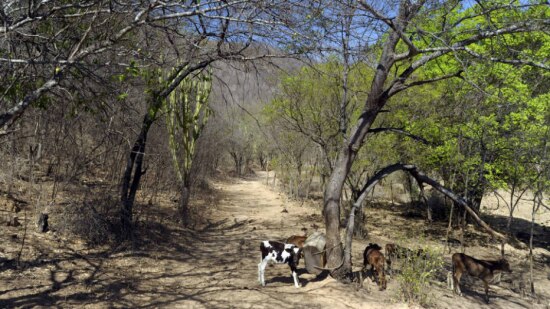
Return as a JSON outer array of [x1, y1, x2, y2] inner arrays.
[[529, 201, 535, 296], [445, 201, 454, 253], [466, 185, 485, 223], [390, 180, 395, 206], [354, 201, 366, 238], [230, 152, 243, 176], [120, 112, 154, 238], [265, 160, 269, 185], [324, 151, 350, 278], [460, 210, 467, 253], [417, 182, 432, 222], [342, 202, 358, 279], [325, 122, 383, 279], [349, 188, 366, 238], [304, 158, 317, 201], [529, 191, 542, 295], [179, 183, 192, 227], [259, 152, 267, 170], [324, 30, 400, 279]]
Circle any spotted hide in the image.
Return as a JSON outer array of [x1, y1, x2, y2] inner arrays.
[[258, 240, 301, 288]]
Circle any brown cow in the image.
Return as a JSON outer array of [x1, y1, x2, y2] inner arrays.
[[451, 253, 512, 303], [286, 235, 308, 264], [286, 235, 307, 248], [362, 243, 387, 290]]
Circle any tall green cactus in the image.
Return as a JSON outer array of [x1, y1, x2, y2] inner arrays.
[[162, 67, 212, 219]]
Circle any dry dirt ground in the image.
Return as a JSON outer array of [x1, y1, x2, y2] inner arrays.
[[0, 172, 549, 308]]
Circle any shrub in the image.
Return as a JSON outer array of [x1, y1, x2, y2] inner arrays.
[[55, 199, 115, 245], [396, 246, 445, 306]]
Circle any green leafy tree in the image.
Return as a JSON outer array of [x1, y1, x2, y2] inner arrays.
[[264, 60, 373, 185], [394, 9, 550, 225], [320, 0, 548, 280]]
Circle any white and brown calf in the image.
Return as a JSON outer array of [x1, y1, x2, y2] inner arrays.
[[258, 240, 302, 288]]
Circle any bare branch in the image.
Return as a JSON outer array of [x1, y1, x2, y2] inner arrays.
[[2, 2, 105, 32], [358, 0, 422, 55], [0, 3, 158, 129], [387, 70, 463, 97], [352, 163, 508, 241], [385, 19, 548, 99], [463, 47, 550, 71], [68, 10, 100, 60], [0, 78, 59, 128], [393, 19, 549, 62]]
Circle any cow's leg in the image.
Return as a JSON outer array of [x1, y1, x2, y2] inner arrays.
[[258, 260, 267, 286], [453, 271, 462, 296], [483, 280, 490, 303], [379, 266, 387, 290], [257, 262, 262, 285], [291, 266, 300, 288]]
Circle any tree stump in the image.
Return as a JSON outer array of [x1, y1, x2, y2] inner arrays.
[[36, 213, 49, 232]]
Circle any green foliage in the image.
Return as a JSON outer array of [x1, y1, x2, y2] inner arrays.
[[262, 1, 549, 204], [263, 60, 375, 181], [265, 60, 373, 135], [395, 246, 445, 306], [388, 2, 550, 201], [117, 92, 129, 101]]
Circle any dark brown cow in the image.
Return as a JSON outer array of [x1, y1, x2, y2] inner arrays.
[[451, 253, 512, 303], [362, 243, 386, 290]]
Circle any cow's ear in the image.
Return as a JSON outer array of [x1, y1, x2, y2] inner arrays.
[[285, 248, 292, 253]]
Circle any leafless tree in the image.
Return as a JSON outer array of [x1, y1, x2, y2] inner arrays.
[[1, 0, 317, 237], [0, 0, 166, 131]]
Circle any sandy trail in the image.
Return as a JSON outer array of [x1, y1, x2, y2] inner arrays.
[[0, 174, 393, 308], [159, 175, 397, 308]]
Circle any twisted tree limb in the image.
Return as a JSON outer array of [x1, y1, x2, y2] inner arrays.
[[344, 163, 508, 273]]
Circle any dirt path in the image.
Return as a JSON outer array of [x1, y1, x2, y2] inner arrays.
[[144, 174, 399, 308], [1, 173, 548, 308], [0, 174, 399, 308]]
